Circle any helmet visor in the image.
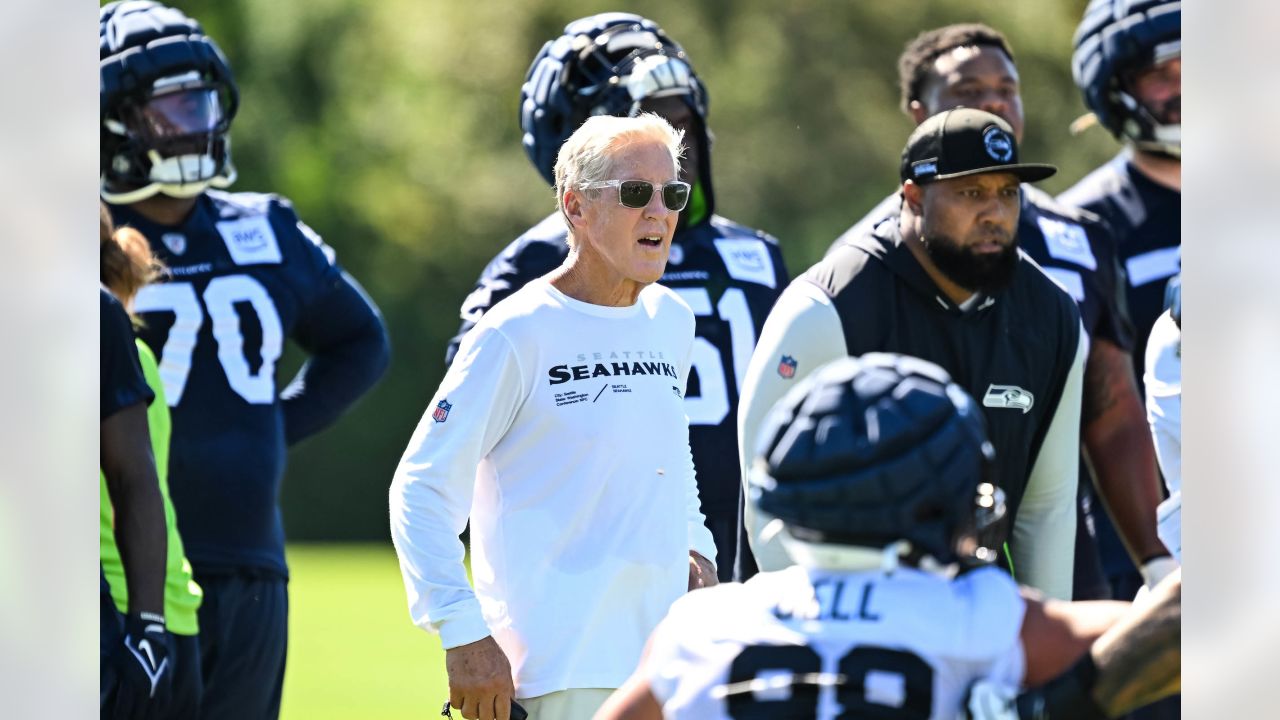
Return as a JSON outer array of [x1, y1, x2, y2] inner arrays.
[[137, 88, 223, 139]]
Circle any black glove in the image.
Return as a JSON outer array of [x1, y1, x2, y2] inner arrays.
[[107, 611, 173, 719]]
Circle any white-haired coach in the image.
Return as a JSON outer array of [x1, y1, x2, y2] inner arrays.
[[390, 114, 718, 720]]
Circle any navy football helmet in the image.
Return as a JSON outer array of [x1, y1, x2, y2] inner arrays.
[[749, 353, 1005, 571], [519, 13, 712, 196], [1072, 0, 1181, 157], [100, 1, 239, 203]]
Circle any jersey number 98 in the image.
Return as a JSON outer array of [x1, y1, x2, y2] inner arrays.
[[725, 643, 934, 719]]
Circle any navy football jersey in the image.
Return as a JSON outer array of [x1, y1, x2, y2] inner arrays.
[[101, 287, 153, 420], [109, 191, 389, 578], [447, 212, 789, 581], [1059, 153, 1180, 385]]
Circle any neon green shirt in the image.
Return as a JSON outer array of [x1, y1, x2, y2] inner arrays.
[[100, 340, 202, 635]]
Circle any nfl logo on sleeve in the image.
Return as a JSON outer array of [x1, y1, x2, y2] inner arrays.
[[777, 355, 797, 379], [432, 399, 452, 423]]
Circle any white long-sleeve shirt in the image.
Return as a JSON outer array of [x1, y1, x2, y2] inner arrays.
[[390, 278, 717, 698]]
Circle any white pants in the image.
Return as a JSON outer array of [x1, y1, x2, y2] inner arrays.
[[518, 688, 614, 720]]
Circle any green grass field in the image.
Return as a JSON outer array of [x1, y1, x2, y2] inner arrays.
[[282, 543, 451, 719]]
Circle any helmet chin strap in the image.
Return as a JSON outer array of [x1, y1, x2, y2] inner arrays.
[[1118, 90, 1181, 159], [1137, 123, 1181, 159]]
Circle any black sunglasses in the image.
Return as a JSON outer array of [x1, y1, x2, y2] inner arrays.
[[580, 179, 691, 211]]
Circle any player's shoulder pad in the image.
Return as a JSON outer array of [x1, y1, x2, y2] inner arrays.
[[1057, 153, 1132, 210], [694, 215, 784, 289], [495, 213, 571, 269], [950, 566, 1026, 660], [202, 190, 326, 266], [1022, 185, 1107, 228], [204, 189, 297, 220], [1016, 250, 1085, 319], [707, 214, 781, 247]]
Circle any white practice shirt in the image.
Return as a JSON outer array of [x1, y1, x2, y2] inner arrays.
[[390, 278, 717, 698]]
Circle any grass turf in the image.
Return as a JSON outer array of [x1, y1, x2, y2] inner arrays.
[[282, 543, 451, 719]]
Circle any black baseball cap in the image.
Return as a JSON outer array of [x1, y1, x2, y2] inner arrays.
[[900, 108, 1057, 184]]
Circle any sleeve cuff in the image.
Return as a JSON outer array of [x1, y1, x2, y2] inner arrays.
[[434, 609, 493, 650]]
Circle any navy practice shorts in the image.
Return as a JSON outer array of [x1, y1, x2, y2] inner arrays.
[[195, 572, 288, 720]]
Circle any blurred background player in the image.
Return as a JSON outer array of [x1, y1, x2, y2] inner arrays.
[[738, 109, 1083, 600], [1144, 276, 1181, 563], [100, 3, 391, 717], [101, 206, 205, 719], [100, 204, 173, 718], [844, 23, 1173, 600], [1059, 0, 1181, 621], [447, 13, 788, 581], [597, 354, 1134, 720]]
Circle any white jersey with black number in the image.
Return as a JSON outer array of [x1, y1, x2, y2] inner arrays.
[[647, 565, 1026, 720]]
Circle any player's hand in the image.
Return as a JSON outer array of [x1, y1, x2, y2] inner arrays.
[[444, 635, 515, 720], [688, 550, 718, 591], [107, 612, 173, 719], [963, 679, 1021, 720]]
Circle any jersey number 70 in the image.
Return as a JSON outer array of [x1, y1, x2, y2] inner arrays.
[[134, 274, 283, 406]]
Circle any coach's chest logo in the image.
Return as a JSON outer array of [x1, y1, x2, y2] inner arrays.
[[216, 216, 283, 265], [982, 384, 1034, 414]]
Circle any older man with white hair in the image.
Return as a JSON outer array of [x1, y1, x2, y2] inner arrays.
[[391, 113, 719, 720]]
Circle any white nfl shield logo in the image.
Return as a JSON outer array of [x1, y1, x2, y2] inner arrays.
[[161, 232, 187, 255]]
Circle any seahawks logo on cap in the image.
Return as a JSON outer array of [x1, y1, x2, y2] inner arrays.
[[983, 126, 1014, 162]]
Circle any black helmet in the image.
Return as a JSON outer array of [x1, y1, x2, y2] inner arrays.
[[1072, 0, 1180, 156], [750, 353, 1005, 569], [518, 13, 715, 217], [100, 1, 239, 202]]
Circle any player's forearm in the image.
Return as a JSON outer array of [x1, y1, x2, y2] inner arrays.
[[101, 404, 168, 616], [1090, 571, 1182, 715], [1082, 338, 1167, 564], [1083, 398, 1167, 564]]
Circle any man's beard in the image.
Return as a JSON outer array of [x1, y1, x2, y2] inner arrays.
[[1148, 94, 1180, 125], [923, 230, 1019, 295]]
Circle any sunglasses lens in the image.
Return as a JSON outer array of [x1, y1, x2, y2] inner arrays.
[[617, 181, 655, 209], [663, 182, 690, 211]]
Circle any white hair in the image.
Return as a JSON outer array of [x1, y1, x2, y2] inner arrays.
[[553, 113, 684, 245]]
